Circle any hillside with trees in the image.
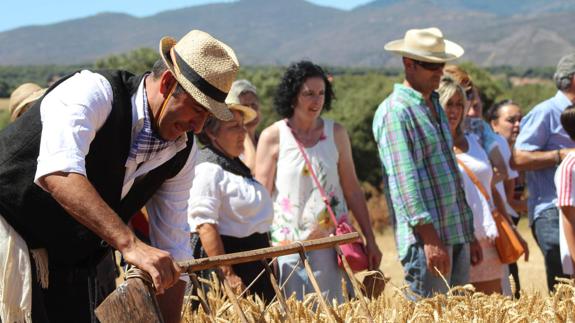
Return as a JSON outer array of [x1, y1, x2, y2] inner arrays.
[[0, 0, 574, 67], [0, 48, 557, 187]]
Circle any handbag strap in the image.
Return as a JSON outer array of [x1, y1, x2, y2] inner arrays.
[[285, 119, 339, 227], [456, 158, 490, 203]]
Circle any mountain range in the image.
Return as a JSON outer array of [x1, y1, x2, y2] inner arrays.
[[1, 0, 574, 67]]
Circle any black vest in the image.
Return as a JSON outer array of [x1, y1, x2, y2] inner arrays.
[[0, 70, 194, 265]]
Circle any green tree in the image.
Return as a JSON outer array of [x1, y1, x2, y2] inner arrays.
[[457, 61, 504, 113], [94, 48, 159, 74], [498, 83, 556, 114], [0, 80, 10, 97]]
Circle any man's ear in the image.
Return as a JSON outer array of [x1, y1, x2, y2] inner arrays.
[[159, 71, 177, 97]]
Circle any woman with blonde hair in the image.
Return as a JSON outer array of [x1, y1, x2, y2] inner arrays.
[[437, 75, 529, 294], [443, 65, 509, 183]]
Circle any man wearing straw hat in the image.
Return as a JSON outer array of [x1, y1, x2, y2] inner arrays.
[[373, 27, 480, 297], [0, 30, 239, 322]]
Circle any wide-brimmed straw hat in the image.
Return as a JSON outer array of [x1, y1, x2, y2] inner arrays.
[[384, 27, 464, 63], [9, 83, 46, 121], [225, 92, 257, 124], [159, 29, 239, 121]]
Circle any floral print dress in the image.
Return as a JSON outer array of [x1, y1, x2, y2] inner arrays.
[[271, 118, 349, 246]]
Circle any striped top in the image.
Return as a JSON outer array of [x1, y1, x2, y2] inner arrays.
[[554, 151, 575, 275], [556, 152, 575, 207], [372, 84, 474, 260]]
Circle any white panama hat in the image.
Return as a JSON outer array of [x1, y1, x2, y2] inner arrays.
[[384, 27, 464, 63]]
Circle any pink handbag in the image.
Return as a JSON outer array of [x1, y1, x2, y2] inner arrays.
[[288, 121, 369, 272]]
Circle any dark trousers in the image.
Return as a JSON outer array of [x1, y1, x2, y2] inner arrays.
[[532, 207, 569, 291], [31, 251, 117, 323], [191, 232, 275, 303], [508, 216, 521, 298]]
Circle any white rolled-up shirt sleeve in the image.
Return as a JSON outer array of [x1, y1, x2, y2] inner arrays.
[[187, 163, 223, 231], [146, 143, 199, 262], [34, 70, 113, 188]]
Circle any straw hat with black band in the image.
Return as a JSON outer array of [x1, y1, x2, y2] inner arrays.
[[159, 29, 239, 121], [384, 27, 464, 63]]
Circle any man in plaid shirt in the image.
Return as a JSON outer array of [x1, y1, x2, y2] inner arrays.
[[373, 27, 480, 297]]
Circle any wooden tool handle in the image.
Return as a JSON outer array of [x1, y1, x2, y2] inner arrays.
[[177, 232, 360, 273]]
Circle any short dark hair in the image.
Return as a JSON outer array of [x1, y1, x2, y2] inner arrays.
[[561, 104, 575, 141], [273, 61, 334, 118], [486, 99, 515, 122], [151, 59, 186, 96]]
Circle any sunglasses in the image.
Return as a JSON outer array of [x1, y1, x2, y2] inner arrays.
[[413, 60, 445, 71]]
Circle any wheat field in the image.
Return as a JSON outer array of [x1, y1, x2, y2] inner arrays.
[[182, 218, 561, 322], [182, 275, 575, 322], [1, 89, 548, 321]]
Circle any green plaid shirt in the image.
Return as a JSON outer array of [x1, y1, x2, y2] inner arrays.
[[372, 84, 474, 260]]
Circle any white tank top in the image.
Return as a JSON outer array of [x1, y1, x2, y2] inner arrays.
[[270, 118, 348, 245], [456, 134, 497, 240]]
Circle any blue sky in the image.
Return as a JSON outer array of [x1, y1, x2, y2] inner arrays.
[[0, 0, 373, 32]]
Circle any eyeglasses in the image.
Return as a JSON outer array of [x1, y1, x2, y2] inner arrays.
[[413, 60, 445, 71]]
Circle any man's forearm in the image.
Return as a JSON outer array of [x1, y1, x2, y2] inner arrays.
[[513, 149, 559, 171], [413, 223, 442, 245], [40, 172, 136, 252]]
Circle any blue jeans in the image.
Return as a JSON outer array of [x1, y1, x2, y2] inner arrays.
[[401, 242, 470, 298], [532, 207, 569, 291]]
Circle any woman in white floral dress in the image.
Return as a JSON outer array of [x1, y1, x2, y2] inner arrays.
[[255, 61, 382, 303]]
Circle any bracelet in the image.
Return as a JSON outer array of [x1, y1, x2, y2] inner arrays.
[[556, 149, 562, 166]]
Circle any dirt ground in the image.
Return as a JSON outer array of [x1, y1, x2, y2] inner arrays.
[[376, 216, 548, 295]]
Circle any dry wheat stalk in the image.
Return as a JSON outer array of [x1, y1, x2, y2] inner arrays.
[[182, 276, 575, 322]]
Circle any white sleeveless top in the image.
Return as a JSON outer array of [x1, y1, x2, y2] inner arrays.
[[456, 134, 498, 240], [270, 118, 348, 246]]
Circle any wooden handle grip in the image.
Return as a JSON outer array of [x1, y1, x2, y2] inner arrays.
[[177, 232, 360, 273]]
